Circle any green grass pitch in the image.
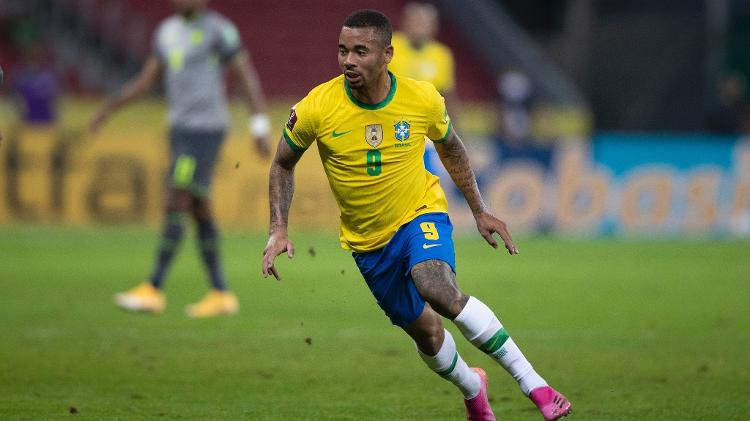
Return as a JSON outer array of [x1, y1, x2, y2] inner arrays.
[[0, 226, 748, 420]]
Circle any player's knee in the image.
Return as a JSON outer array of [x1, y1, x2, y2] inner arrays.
[[166, 189, 192, 213], [414, 322, 444, 355], [405, 304, 445, 354], [166, 201, 189, 214], [447, 293, 470, 319], [191, 199, 213, 221], [431, 292, 469, 320]]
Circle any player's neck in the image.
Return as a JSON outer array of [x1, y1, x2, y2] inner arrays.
[[408, 39, 426, 51], [351, 71, 392, 105], [179, 8, 203, 20]]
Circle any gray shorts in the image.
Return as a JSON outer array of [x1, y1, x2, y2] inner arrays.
[[167, 127, 225, 196]]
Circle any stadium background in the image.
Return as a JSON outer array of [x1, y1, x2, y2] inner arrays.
[[2, 0, 750, 236], [1, 1, 749, 420]]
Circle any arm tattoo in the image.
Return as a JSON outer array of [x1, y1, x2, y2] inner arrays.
[[435, 131, 487, 215], [269, 139, 302, 234]]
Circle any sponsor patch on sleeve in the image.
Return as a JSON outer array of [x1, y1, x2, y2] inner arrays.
[[286, 107, 298, 131]]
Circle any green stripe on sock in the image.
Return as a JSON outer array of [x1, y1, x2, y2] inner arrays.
[[480, 328, 510, 354], [436, 352, 459, 378]]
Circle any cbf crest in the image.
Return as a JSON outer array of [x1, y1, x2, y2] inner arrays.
[[365, 124, 383, 148], [394, 120, 411, 141]]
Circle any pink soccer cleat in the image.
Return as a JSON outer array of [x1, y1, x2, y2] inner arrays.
[[464, 368, 496, 421], [529, 386, 572, 420]]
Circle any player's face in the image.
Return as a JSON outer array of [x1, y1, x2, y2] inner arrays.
[[338, 27, 393, 90], [403, 7, 438, 46]]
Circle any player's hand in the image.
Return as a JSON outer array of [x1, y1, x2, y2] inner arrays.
[[262, 232, 295, 280], [89, 109, 109, 135], [475, 212, 519, 255], [254, 135, 271, 159]]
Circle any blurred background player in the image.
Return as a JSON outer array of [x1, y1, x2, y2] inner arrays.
[[705, 72, 748, 134], [493, 69, 552, 167], [90, 0, 271, 317], [13, 41, 59, 127], [389, 2, 459, 176]]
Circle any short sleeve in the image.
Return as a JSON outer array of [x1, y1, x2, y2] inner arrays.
[[282, 95, 318, 153], [215, 18, 243, 62], [426, 87, 453, 143]]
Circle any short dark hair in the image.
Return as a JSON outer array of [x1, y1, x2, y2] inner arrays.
[[343, 9, 392, 46]]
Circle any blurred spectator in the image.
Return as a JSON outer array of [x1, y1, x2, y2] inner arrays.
[[494, 70, 551, 167], [13, 42, 58, 125], [498, 71, 532, 148], [705, 73, 748, 134], [390, 3, 455, 97], [390, 2, 458, 175]]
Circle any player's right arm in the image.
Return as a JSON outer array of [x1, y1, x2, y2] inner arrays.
[[262, 138, 304, 280], [89, 56, 163, 134], [262, 98, 317, 280]]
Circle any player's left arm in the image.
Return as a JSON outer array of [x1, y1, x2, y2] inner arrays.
[[227, 51, 271, 158], [434, 129, 519, 255]]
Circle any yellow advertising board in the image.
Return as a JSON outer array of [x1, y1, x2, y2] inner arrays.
[[0, 124, 340, 230]]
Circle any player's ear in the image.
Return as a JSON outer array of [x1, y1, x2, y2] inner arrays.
[[384, 44, 394, 65]]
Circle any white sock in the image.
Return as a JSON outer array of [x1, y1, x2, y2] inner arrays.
[[453, 296, 548, 396], [418, 329, 482, 399]]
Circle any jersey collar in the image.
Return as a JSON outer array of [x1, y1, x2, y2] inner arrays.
[[344, 71, 397, 110], [180, 9, 205, 24]]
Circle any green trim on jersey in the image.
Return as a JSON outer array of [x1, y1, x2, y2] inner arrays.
[[479, 328, 510, 354], [433, 121, 453, 144], [344, 71, 397, 110], [283, 130, 305, 154]]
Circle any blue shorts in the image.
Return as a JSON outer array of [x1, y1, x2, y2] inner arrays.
[[167, 127, 225, 196], [352, 212, 456, 327]]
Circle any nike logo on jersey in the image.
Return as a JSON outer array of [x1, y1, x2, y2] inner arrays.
[[422, 243, 442, 249], [331, 129, 352, 138]]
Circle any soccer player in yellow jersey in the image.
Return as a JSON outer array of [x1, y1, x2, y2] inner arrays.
[[262, 10, 571, 421], [390, 2, 459, 175], [390, 2, 455, 98]]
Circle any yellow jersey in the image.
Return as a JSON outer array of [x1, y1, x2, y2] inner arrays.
[[389, 32, 455, 94], [283, 72, 452, 252]]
